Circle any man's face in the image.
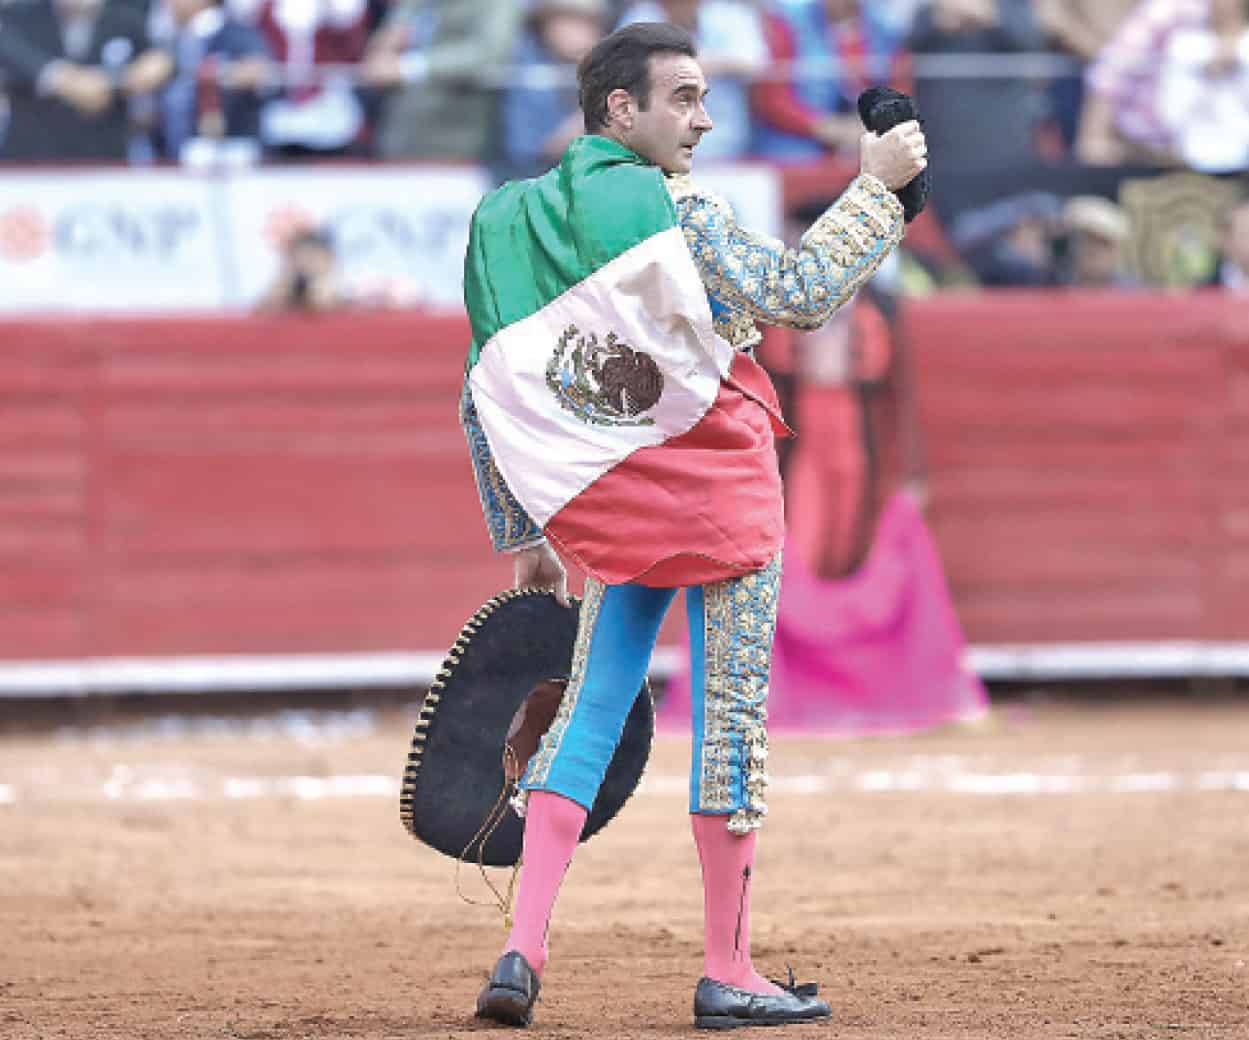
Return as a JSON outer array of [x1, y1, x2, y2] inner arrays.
[[539, 13, 601, 64], [1210, 0, 1249, 34], [621, 53, 712, 174], [289, 240, 335, 278], [55, 0, 102, 18], [1072, 232, 1121, 286], [823, 0, 859, 22], [1006, 218, 1052, 268]]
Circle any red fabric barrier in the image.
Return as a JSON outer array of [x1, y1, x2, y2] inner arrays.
[[0, 311, 508, 659], [905, 291, 1248, 642], [0, 293, 1245, 661]]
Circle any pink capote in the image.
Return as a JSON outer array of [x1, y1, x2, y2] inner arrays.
[[659, 491, 988, 735]]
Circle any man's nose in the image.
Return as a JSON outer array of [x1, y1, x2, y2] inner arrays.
[[693, 104, 713, 132]]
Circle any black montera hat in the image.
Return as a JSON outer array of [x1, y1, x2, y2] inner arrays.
[[399, 588, 653, 867], [858, 86, 931, 224]]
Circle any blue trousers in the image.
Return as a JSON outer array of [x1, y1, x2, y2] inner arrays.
[[522, 554, 782, 834]]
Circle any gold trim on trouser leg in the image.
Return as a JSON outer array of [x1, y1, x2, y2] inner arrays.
[[522, 576, 606, 789], [698, 553, 782, 833]]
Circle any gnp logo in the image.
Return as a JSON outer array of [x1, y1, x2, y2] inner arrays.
[[318, 204, 472, 305], [54, 204, 201, 265], [0, 207, 51, 263], [323, 205, 467, 265]]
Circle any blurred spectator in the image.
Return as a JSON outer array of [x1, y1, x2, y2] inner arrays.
[[231, 0, 370, 158], [761, 268, 988, 733], [908, 0, 1049, 176], [786, 292, 907, 577], [1077, 0, 1249, 169], [362, 0, 523, 160], [499, 0, 606, 180], [617, 0, 766, 161], [950, 190, 1063, 286], [1157, 1, 1249, 170], [1211, 194, 1249, 287], [1035, 0, 1140, 152], [257, 226, 345, 310], [0, 0, 173, 161], [752, 0, 905, 162], [1061, 195, 1138, 287], [874, 0, 926, 35], [362, 0, 388, 32], [154, 0, 273, 161]]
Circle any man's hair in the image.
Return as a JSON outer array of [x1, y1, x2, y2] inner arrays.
[[577, 22, 697, 133]]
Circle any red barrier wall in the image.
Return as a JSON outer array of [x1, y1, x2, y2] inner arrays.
[[906, 292, 1249, 643], [0, 312, 505, 659], [0, 294, 1245, 660]]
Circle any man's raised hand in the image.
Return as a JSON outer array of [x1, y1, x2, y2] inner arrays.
[[860, 120, 928, 191]]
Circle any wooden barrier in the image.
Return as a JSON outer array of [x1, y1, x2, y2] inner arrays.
[[0, 311, 501, 660], [906, 292, 1248, 643], [0, 292, 1245, 664]]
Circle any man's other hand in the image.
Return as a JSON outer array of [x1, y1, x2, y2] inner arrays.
[[513, 542, 569, 607], [358, 52, 403, 88], [51, 65, 114, 116], [122, 51, 174, 96], [223, 56, 274, 93], [860, 120, 928, 190]]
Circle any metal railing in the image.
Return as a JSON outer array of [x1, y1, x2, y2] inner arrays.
[[174, 51, 1087, 91]]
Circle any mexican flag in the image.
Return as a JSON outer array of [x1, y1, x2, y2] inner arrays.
[[463, 135, 736, 533]]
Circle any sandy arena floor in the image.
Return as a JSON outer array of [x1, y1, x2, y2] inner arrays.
[[2, 696, 1247, 1040]]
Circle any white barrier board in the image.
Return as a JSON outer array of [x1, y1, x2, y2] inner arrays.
[[0, 170, 226, 312], [0, 162, 783, 312], [220, 165, 493, 310]]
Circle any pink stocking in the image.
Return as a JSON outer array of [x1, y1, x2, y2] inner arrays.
[[691, 813, 782, 995], [502, 790, 587, 976]]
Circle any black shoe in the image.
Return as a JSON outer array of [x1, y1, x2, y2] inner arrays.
[[693, 973, 832, 1030], [475, 951, 541, 1027]]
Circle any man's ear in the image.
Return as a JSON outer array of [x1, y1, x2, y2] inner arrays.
[[605, 87, 634, 128]]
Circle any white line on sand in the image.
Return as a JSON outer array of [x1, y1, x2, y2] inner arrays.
[[3, 769, 1249, 806]]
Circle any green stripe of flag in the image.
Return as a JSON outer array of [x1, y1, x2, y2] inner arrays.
[[463, 135, 676, 369]]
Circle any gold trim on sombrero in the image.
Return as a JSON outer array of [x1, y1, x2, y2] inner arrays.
[[399, 586, 576, 841]]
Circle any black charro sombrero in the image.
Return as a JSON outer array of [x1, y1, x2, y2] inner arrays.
[[399, 588, 653, 867]]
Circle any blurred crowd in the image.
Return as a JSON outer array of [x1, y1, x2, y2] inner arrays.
[[3, 0, 1249, 291]]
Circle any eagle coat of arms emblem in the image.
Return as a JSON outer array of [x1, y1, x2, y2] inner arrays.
[[545, 324, 665, 427]]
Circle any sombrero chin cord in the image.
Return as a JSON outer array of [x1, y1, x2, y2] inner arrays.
[[455, 743, 523, 928]]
